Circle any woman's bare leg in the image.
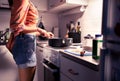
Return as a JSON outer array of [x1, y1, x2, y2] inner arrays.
[[18, 66, 36, 81]]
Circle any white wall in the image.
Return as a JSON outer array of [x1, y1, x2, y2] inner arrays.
[[81, 0, 103, 40], [38, 12, 59, 35], [59, 0, 103, 41], [0, 9, 11, 30]]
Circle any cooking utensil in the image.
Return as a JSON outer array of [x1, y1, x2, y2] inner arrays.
[[48, 38, 73, 47]]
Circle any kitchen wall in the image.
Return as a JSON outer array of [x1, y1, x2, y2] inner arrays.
[[59, 0, 103, 41], [0, 9, 11, 30], [38, 12, 59, 34]]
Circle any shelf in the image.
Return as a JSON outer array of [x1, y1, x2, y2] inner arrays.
[[48, 0, 88, 13], [60, 6, 87, 16]]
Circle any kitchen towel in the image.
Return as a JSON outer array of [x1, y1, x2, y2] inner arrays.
[[64, 49, 92, 56]]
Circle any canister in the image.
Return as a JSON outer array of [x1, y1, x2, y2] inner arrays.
[[92, 34, 103, 60]]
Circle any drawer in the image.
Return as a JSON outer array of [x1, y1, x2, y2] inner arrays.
[[60, 55, 100, 81]]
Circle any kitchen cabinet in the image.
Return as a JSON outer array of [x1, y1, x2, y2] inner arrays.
[[48, 0, 88, 13], [60, 54, 100, 81], [60, 73, 72, 81], [0, 0, 9, 8], [31, 0, 47, 11], [36, 45, 44, 81]]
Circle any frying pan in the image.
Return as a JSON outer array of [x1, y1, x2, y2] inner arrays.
[[48, 38, 73, 47]]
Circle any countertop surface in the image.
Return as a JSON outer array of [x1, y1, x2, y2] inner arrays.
[[59, 50, 99, 71], [37, 40, 99, 71]]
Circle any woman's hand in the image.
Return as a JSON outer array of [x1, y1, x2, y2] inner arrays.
[[37, 28, 54, 38], [47, 32, 54, 38]]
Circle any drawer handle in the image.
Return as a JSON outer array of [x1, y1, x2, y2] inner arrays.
[[68, 69, 79, 75]]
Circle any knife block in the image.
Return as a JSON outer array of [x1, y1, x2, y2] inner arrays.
[[68, 32, 81, 43]]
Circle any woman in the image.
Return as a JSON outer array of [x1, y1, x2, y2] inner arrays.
[[7, 0, 54, 81]]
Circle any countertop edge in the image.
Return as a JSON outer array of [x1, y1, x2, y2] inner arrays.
[[59, 51, 99, 71]]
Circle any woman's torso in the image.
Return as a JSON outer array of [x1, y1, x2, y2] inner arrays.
[[11, 0, 39, 35]]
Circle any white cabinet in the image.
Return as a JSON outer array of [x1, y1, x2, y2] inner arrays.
[[36, 46, 44, 81], [60, 73, 72, 81], [60, 54, 100, 81], [48, 0, 88, 13], [0, 0, 9, 8], [31, 0, 48, 11]]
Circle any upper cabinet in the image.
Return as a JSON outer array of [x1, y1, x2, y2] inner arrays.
[[0, 0, 9, 8], [48, 0, 88, 13], [31, 0, 48, 12]]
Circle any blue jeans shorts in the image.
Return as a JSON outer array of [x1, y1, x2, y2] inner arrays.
[[11, 34, 36, 68]]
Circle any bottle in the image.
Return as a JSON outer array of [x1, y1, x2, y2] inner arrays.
[[4, 28, 10, 43], [0, 31, 4, 43], [92, 34, 103, 60], [76, 22, 81, 33], [70, 21, 76, 32]]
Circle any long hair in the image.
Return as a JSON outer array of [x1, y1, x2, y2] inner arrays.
[[8, 0, 13, 7]]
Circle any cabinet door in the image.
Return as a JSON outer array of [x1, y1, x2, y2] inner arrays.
[[31, 0, 47, 11], [48, 0, 88, 13], [60, 55, 100, 81], [60, 73, 72, 81], [0, 0, 9, 8], [36, 46, 44, 81]]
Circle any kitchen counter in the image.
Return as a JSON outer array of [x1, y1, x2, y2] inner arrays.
[[37, 40, 99, 71], [59, 50, 99, 71]]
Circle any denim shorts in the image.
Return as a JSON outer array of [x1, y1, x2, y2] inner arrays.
[[11, 34, 36, 68]]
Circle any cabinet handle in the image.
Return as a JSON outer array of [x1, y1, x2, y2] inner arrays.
[[68, 69, 79, 75]]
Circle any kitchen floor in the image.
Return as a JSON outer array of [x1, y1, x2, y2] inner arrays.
[[0, 46, 38, 81], [0, 46, 18, 81]]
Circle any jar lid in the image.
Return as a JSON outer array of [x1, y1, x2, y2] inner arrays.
[[95, 34, 102, 38], [84, 34, 93, 39]]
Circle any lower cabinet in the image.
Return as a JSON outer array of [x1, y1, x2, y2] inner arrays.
[[60, 54, 100, 81], [36, 46, 44, 81], [60, 73, 72, 81]]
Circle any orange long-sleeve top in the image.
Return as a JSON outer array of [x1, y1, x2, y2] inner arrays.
[[10, 0, 39, 32]]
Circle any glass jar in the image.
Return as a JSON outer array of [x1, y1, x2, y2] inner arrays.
[[82, 34, 93, 52]]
